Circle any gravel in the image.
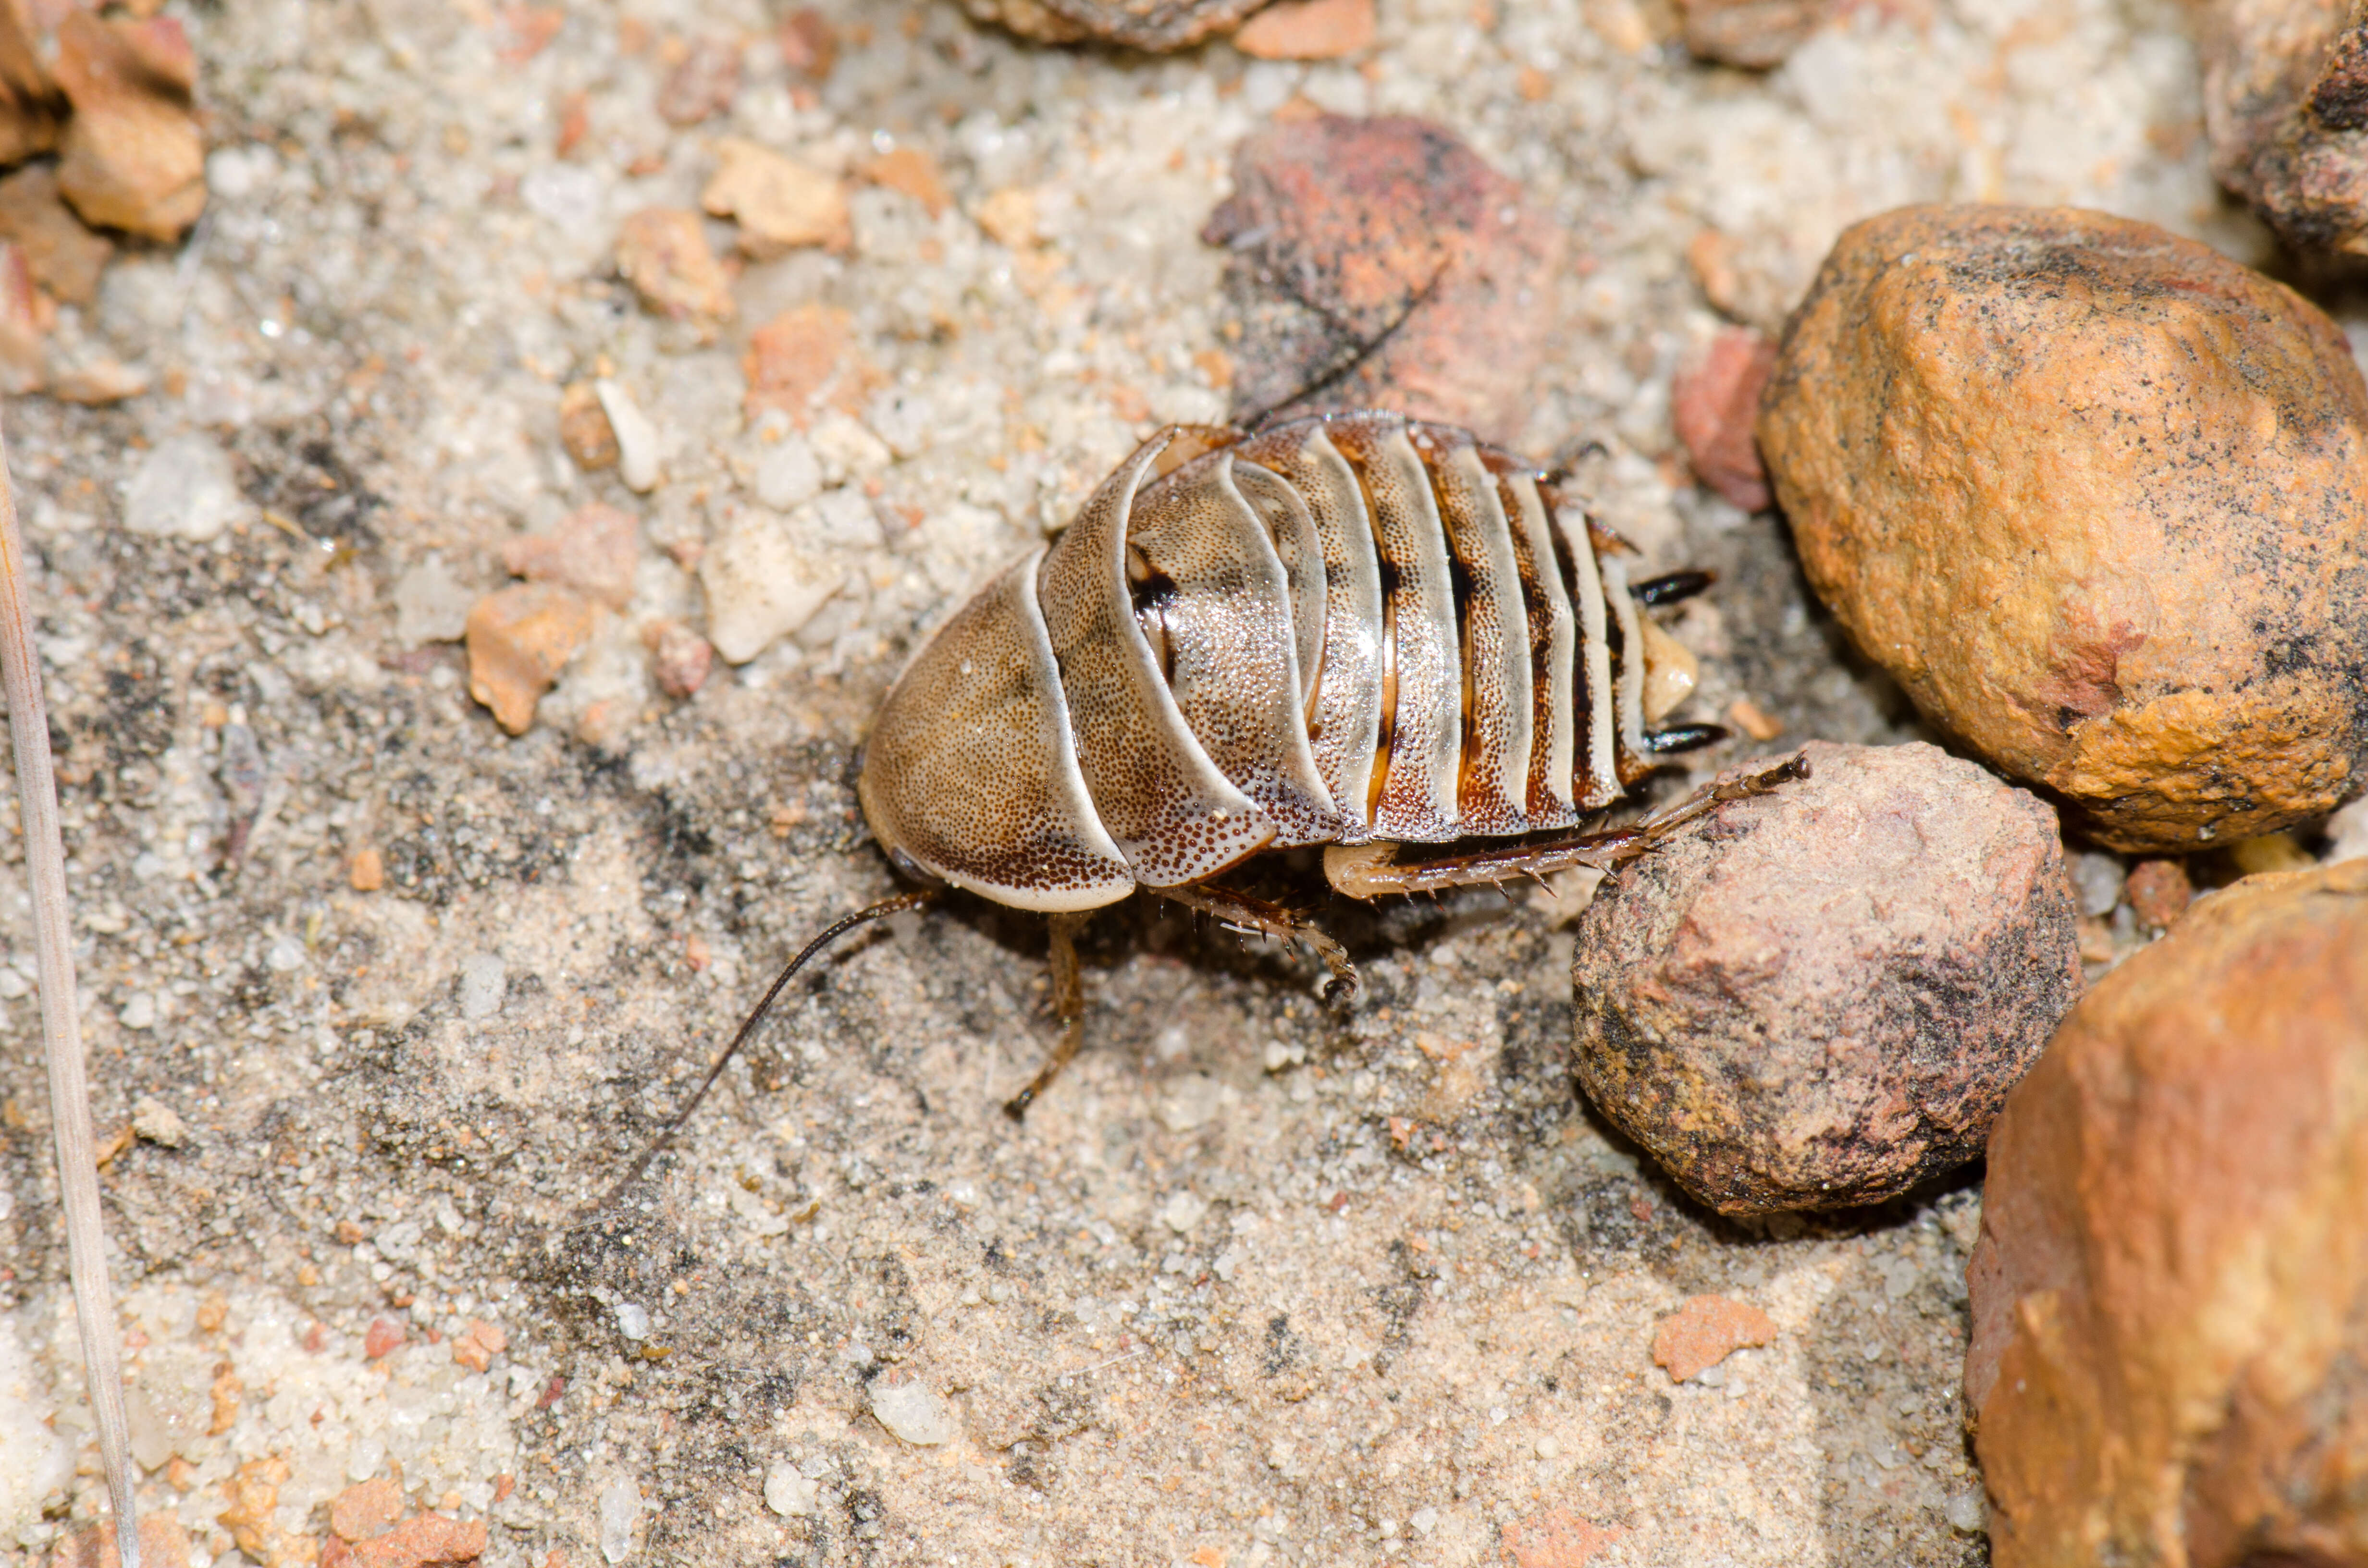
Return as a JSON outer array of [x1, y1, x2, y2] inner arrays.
[[0, 0, 2344, 1564]]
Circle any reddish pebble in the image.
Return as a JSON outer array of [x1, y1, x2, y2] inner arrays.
[[331, 1477, 405, 1543], [1672, 325, 1776, 511], [655, 36, 739, 127], [465, 584, 596, 735], [450, 1318, 507, 1373], [364, 1317, 406, 1359], [2123, 857, 2194, 929], [1232, 0, 1376, 59], [345, 1514, 489, 1568], [615, 207, 734, 322], [1499, 1510, 1628, 1568], [502, 502, 639, 610], [647, 621, 713, 698], [743, 303, 861, 424], [48, 1516, 192, 1568], [1651, 1293, 1777, 1382], [857, 147, 951, 219]]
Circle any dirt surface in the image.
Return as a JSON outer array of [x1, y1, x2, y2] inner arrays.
[[0, 0, 2338, 1564]]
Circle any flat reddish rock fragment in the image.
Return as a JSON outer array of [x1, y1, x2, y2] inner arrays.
[[655, 36, 739, 127], [1758, 205, 2368, 851], [1967, 859, 2368, 1568], [0, 164, 111, 305], [344, 1515, 488, 1568], [1652, 1294, 1777, 1382], [466, 585, 595, 735], [615, 207, 735, 322], [1573, 741, 2082, 1214], [364, 1317, 405, 1358], [331, 1478, 405, 1543], [52, 12, 206, 240], [2199, 0, 2368, 253], [743, 303, 863, 425], [1677, 0, 1831, 68], [1671, 325, 1775, 511], [501, 502, 639, 610], [703, 138, 850, 257], [646, 621, 713, 698], [953, 0, 1272, 49], [857, 147, 951, 219], [2122, 857, 2193, 929], [1232, 0, 1374, 59], [1202, 114, 1564, 444]]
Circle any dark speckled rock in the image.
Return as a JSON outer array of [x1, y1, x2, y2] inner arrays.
[[1573, 741, 2083, 1215]]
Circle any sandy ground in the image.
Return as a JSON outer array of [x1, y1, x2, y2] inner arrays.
[[0, 0, 2325, 1563]]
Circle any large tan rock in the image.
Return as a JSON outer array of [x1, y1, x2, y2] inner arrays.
[[1758, 205, 2368, 852], [1965, 859, 2368, 1568]]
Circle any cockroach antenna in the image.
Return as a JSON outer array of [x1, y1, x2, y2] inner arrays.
[[602, 888, 939, 1208], [0, 414, 140, 1565]]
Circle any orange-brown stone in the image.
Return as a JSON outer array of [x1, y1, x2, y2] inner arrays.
[[1759, 206, 2368, 852], [1651, 1294, 1777, 1382], [1966, 858, 2368, 1567], [464, 584, 594, 736]]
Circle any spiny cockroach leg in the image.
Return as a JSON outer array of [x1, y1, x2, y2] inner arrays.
[[1004, 913, 1089, 1122], [1324, 753, 1810, 899], [1159, 882, 1360, 1008]]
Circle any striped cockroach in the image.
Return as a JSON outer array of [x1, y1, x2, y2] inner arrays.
[[628, 410, 1803, 1177]]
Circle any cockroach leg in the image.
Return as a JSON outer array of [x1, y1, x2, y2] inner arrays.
[[1004, 913, 1089, 1122], [1324, 752, 1810, 899], [1158, 882, 1361, 1008]]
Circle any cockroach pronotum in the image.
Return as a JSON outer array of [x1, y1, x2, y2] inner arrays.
[[621, 410, 1804, 1187]]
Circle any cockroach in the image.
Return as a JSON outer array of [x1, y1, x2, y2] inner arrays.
[[623, 410, 1803, 1185]]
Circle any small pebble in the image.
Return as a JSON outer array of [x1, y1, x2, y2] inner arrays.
[[699, 506, 840, 664], [118, 993, 155, 1031], [1231, 0, 1376, 60], [2123, 858, 2193, 930], [2068, 852, 2125, 919], [702, 137, 849, 258], [1157, 1190, 1209, 1234], [1670, 325, 1776, 511], [763, 1461, 817, 1517], [597, 1477, 642, 1564], [1651, 1294, 1776, 1383], [613, 1302, 650, 1340], [501, 502, 640, 610], [350, 846, 385, 892], [465, 583, 595, 734], [123, 432, 242, 542], [1676, 0, 1832, 68], [130, 1096, 184, 1146], [742, 304, 859, 423], [655, 36, 738, 126], [330, 1477, 403, 1543], [363, 1318, 404, 1359], [646, 622, 714, 699], [857, 147, 952, 219], [559, 380, 619, 471], [594, 378, 663, 493], [393, 560, 475, 646], [51, 12, 207, 241], [457, 953, 506, 1021], [754, 434, 824, 511], [614, 207, 734, 322], [870, 1379, 957, 1446]]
